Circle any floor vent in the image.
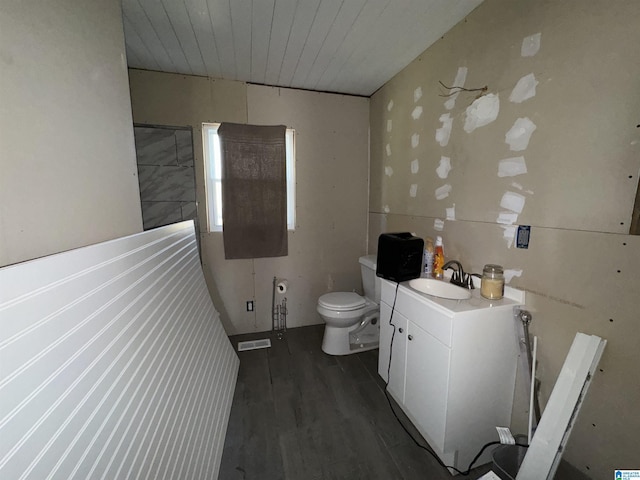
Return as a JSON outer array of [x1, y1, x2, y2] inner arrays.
[[237, 339, 272, 352]]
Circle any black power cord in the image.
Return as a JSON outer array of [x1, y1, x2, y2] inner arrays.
[[382, 280, 528, 476]]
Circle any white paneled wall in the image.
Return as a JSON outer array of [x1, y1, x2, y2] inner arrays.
[[0, 221, 238, 480]]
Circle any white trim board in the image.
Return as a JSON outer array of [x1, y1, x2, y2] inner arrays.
[[516, 333, 606, 480]]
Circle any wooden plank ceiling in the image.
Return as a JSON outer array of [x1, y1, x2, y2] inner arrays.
[[122, 0, 483, 97]]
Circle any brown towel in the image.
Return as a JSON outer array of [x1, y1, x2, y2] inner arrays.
[[218, 123, 288, 259]]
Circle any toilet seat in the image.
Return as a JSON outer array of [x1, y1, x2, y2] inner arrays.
[[318, 292, 366, 312]]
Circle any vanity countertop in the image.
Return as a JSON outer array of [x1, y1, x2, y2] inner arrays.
[[382, 277, 525, 316]]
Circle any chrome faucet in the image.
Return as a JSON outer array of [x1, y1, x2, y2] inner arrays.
[[443, 260, 475, 289]]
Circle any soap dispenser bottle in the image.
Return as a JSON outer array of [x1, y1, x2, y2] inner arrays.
[[423, 237, 434, 277], [433, 236, 445, 279]]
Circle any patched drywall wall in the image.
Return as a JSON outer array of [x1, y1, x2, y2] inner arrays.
[[129, 70, 369, 335], [369, 1, 640, 478], [0, 0, 142, 266]]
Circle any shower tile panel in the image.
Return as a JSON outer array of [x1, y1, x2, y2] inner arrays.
[[135, 126, 196, 231], [176, 129, 194, 166], [138, 165, 196, 202], [141, 201, 183, 230], [134, 127, 178, 166], [181, 201, 197, 221]]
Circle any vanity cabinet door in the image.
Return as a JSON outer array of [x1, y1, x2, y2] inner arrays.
[[378, 301, 408, 403], [404, 320, 451, 450]]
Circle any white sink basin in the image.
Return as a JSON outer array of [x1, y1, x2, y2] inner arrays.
[[408, 278, 472, 300]]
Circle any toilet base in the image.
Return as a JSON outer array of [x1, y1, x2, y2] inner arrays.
[[321, 317, 379, 356]]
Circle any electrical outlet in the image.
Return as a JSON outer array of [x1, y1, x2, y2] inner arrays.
[[246, 301, 254, 312]]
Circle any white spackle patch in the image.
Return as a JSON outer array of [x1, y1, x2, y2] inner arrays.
[[464, 94, 500, 133], [502, 225, 517, 248], [498, 156, 528, 177], [411, 159, 419, 174], [435, 184, 452, 200], [444, 67, 468, 110], [511, 182, 523, 190], [497, 212, 519, 225], [411, 133, 420, 148], [387, 99, 394, 111], [500, 191, 526, 213], [409, 184, 418, 197], [385, 143, 392, 156], [525, 189, 534, 195], [505, 117, 537, 151], [384, 166, 393, 177], [436, 156, 452, 179], [411, 106, 423, 120], [434, 219, 445, 231], [504, 269, 523, 283], [446, 204, 456, 221], [386, 119, 393, 132], [435, 113, 453, 146], [510, 73, 538, 104], [383, 205, 390, 213], [414, 86, 423, 103], [521, 33, 541, 57]]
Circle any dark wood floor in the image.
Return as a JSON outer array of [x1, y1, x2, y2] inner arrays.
[[219, 324, 492, 480], [219, 324, 592, 480]]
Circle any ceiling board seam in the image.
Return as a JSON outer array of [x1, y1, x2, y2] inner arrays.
[[228, 0, 238, 79], [178, 2, 212, 75], [290, 0, 323, 87], [264, 0, 277, 84], [122, 12, 162, 71], [339, 0, 394, 92], [349, 0, 441, 94], [137, 0, 177, 71], [160, 0, 195, 75], [313, 0, 367, 89], [323, 0, 393, 92], [301, 0, 345, 87], [249, 0, 253, 80], [204, 0, 223, 76], [125, 45, 143, 67], [276, 0, 300, 85]]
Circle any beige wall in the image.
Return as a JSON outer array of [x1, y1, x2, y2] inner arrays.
[[129, 70, 370, 335], [0, 0, 142, 266], [369, 0, 640, 478]]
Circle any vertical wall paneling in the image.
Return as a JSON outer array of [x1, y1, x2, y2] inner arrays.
[[0, 221, 239, 480], [367, 1, 640, 475], [128, 70, 370, 336], [1, 0, 142, 266]]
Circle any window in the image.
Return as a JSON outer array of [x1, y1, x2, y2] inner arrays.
[[202, 123, 296, 232]]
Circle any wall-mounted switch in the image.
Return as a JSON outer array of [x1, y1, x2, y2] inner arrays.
[[516, 225, 530, 249], [246, 301, 254, 312]]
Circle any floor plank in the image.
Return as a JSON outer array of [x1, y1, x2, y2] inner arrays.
[[220, 325, 505, 480]]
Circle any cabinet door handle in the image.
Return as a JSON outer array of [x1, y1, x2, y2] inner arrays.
[[408, 335, 413, 341], [398, 328, 403, 333]]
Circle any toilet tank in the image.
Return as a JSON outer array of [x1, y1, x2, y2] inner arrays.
[[359, 255, 381, 302]]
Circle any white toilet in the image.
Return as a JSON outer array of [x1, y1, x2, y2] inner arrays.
[[317, 255, 381, 355]]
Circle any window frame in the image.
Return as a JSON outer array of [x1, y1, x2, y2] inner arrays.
[[202, 123, 296, 233]]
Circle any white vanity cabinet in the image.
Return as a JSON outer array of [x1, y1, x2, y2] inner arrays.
[[404, 319, 451, 451], [378, 278, 522, 473], [379, 301, 407, 401]]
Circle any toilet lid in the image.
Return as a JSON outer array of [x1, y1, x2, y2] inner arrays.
[[318, 292, 366, 311]]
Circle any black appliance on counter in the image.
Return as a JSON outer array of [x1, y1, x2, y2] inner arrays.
[[376, 232, 424, 282]]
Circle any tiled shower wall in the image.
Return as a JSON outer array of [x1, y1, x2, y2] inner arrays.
[[134, 126, 197, 230]]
